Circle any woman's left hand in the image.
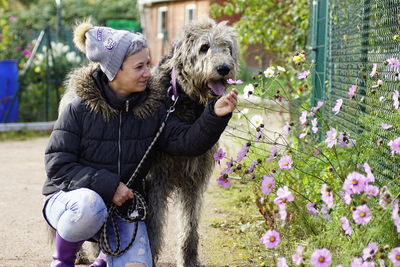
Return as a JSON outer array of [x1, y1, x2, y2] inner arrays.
[[214, 88, 238, 117]]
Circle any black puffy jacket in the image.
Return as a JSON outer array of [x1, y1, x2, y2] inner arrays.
[[42, 65, 231, 204]]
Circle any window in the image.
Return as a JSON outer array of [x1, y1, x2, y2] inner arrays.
[[157, 6, 168, 39], [185, 4, 197, 24]]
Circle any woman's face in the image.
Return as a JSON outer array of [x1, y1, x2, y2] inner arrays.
[[109, 48, 151, 98]]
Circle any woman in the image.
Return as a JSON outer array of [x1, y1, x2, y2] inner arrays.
[[42, 22, 238, 267]]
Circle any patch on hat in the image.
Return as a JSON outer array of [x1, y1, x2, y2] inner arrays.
[[104, 38, 116, 50], [96, 28, 104, 41]]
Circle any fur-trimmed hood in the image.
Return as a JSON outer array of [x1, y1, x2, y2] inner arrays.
[[59, 63, 165, 121]]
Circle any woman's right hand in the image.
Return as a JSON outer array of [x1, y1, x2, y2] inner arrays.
[[112, 182, 135, 206]]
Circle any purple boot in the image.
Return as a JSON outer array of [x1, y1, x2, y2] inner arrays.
[[51, 232, 84, 267], [90, 251, 107, 267]]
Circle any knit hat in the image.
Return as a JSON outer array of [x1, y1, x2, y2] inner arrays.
[[73, 22, 145, 81]]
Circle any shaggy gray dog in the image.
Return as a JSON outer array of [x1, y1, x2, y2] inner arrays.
[[146, 19, 238, 267]]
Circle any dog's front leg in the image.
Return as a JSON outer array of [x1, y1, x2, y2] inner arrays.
[[176, 185, 207, 267]]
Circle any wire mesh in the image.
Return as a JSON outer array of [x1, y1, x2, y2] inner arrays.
[[326, 0, 400, 188]]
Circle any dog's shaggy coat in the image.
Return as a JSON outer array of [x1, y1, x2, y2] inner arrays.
[[145, 19, 238, 267]]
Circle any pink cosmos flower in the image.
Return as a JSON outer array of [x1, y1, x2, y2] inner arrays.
[[283, 122, 291, 136], [343, 171, 367, 194], [216, 175, 231, 188], [351, 257, 363, 267], [297, 70, 310, 80], [365, 185, 379, 197], [248, 160, 257, 173], [307, 202, 319, 215], [362, 242, 378, 261], [310, 248, 332, 267], [226, 78, 243, 85], [391, 200, 400, 233], [332, 99, 343, 115], [213, 148, 226, 165], [237, 144, 250, 162], [278, 257, 289, 267], [339, 132, 355, 148], [370, 63, 378, 77], [278, 155, 293, 170], [363, 162, 375, 183], [386, 58, 400, 68], [392, 199, 399, 221], [266, 146, 277, 161], [349, 85, 358, 100], [321, 184, 334, 208], [261, 175, 275, 196], [340, 191, 352, 205], [362, 261, 375, 267], [340, 216, 352, 235], [378, 259, 385, 267], [310, 100, 324, 115], [314, 148, 321, 157], [325, 128, 337, 148], [260, 229, 281, 249], [255, 130, 263, 141], [274, 186, 294, 205], [388, 137, 400, 155], [388, 247, 400, 266], [22, 49, 32, 58], [299, 132, 307, 139], [393, 90, 399, 110], [279, 204, 287, 221], [9, 16, 17, 22], [372, 80, 383, 88], [320, 204, 332, 221], [353, 204, 372, 225], [299, 111, 307, 125], [292, 245, 304, 265], [379, 186, 393, 207], [312, 118, 318, 133], [381, 123, 393, 130]]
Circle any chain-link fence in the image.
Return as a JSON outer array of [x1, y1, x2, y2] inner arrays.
[[313, 0, 400, 187]]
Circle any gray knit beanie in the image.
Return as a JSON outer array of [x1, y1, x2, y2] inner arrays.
[[73, 22, 147, 81]]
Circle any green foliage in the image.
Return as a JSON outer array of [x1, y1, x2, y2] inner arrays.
[[0, 3, 30, 61], [210, 0, 310, 58], [213, 53, 400, 265], [12, 0, 140, 31], [18, 41, 82, 121]]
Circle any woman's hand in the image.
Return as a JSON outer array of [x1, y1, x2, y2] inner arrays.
[[112, 182, 135, 206], [214, 88, 238, 117]]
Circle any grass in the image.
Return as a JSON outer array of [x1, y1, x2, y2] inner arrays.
[[0, 129, 51, 141]]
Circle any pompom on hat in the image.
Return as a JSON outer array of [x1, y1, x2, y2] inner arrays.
[[73, 21, 145, 81]]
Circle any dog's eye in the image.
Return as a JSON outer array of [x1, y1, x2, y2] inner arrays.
[[199, 44, 210, 54]]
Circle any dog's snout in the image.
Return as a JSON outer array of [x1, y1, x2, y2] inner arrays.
[[217, 64, 231, 76]]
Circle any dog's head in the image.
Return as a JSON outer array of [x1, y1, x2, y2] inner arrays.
[[168, 19, 238, 104]]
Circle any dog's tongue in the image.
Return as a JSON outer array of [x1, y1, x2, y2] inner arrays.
[[207, 81, 225, 96]]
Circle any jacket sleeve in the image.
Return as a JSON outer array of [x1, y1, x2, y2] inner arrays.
[[158, 99, 232, 156], [44, 101, 120, 203]]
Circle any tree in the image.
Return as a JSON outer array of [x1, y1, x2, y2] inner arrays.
[[210, 0, 310, 61]]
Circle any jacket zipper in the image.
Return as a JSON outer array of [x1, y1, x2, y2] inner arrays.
[[119, 100, 129, 177], [118, 111, 122, 176]]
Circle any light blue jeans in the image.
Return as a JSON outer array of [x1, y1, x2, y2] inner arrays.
[[44, 188, 153, 267]]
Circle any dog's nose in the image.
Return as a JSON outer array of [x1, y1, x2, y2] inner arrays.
[[217, 64, 231, 76]]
